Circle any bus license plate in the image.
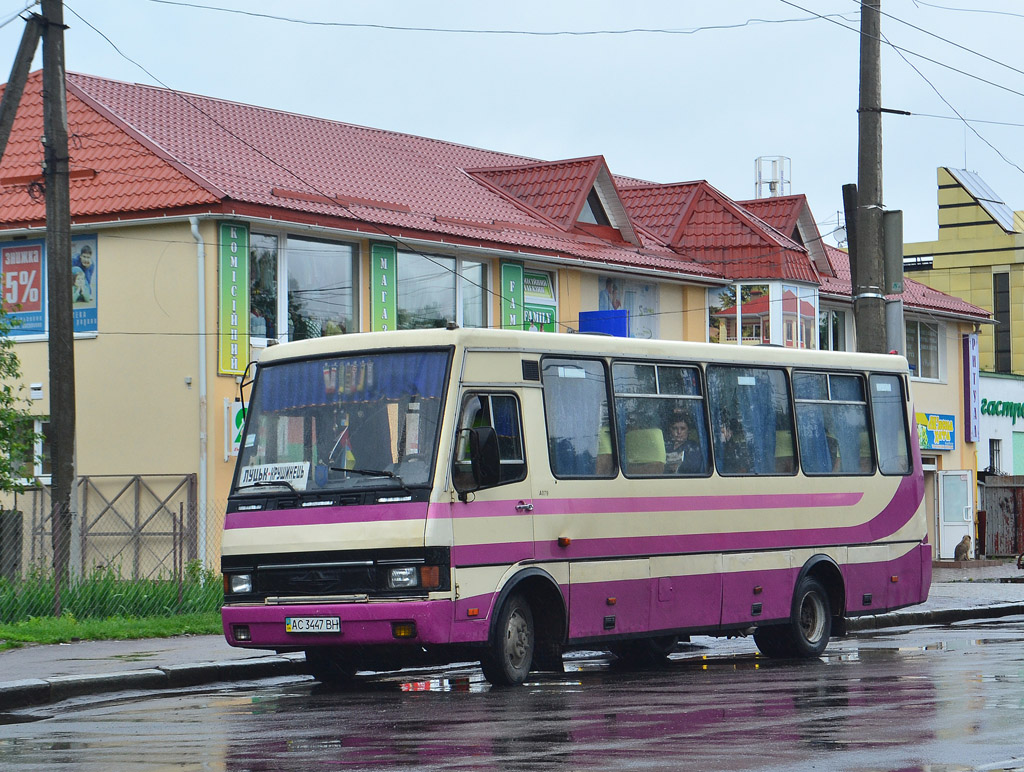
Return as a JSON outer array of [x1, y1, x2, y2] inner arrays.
[[285, 616, 340, 634]]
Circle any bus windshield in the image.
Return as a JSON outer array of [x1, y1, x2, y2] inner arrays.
[[234, 350, 449, 493]]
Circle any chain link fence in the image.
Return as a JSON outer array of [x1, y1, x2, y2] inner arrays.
[[0, 475, 225, 622]]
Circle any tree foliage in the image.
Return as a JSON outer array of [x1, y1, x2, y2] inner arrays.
[[0, 307, 39, 493]]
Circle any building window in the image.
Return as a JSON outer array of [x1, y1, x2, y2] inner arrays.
[[994, 272, 1010, 373], [248, 233, 358, 343], [249, 233, 278, 340], [819, 308, 848, 351], [12, 418, 51, 483], [287, 236, 357, 339], [579, 188, 611, 226], [988, 438, 1002, 474], [906, 319, 941, 380], [397, 252, 488, 329]]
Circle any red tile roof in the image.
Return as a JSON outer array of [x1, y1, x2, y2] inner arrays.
[[0, 69, 991, 322], [0, 72, 218, 224], [822, 244, 989, 320], [621, 181, 818, 283]]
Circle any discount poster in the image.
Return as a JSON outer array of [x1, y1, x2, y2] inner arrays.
[[1, 235, 98, 336], [2, 240, 45, 335]]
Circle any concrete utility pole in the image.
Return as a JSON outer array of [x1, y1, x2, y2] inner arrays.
[[40, 0, 77, 588], [855, 0, 888, 353]]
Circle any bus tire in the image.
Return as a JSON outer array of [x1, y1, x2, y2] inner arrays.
[[304, 648, 358, 683], [481, 592, 535, 686], [756, 577, 832, 659]]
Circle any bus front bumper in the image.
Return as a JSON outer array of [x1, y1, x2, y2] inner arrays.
[[222, 600, 466, 649]]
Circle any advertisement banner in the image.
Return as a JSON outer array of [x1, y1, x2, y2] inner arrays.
[[370, 242, 397, 331], [917, 412, 956, 450], [218, 223, 250, 376], [71, 235, 98, 332]]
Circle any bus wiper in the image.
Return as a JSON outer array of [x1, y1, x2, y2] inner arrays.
[[244, 479, 298, 494], [331, 467, 396, 478], [330, 467, 412, 492]]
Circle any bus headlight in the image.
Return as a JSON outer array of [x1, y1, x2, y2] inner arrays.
[[388, 566, 420, 589], [228, 573, 253, 594]]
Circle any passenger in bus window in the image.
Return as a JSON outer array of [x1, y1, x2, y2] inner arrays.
[[665, 414, 703, 475], [717, 419, 751, 474]]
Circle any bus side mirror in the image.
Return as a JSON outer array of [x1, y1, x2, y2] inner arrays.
[[453, 426, 501, 501]]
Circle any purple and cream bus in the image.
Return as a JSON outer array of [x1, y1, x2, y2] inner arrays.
[[221, 328, 929, 685]]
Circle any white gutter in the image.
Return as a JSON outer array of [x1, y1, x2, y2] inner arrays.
[[189, 217, 208, 567]]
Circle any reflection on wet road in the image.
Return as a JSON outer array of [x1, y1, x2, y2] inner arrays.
[[1, 620, 1023, 771]]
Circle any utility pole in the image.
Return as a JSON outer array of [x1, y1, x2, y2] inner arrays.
[[41, 0, 76, 596], [855, 0, 887, 353], [0, 14, 41, 163]]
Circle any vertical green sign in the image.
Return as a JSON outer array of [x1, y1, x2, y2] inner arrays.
[[218, 222, 249, 376], [371, 242, 397, 331], [501, 262, 524, 330]]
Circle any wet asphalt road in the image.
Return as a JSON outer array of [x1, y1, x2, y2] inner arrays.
[[1, 619, 1023, 772]]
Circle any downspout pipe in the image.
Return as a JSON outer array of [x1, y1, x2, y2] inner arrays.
[[190, 217, 208, 567]]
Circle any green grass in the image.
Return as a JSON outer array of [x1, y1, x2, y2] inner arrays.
[[1, 563, 223, 624], [0, 611, 222, 649]]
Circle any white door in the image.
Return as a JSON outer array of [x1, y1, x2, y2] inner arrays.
[[938, 470, 973, 559]]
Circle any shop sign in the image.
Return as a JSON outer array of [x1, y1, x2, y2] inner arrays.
[[501, 262, 524, 329], [370, 243, 397, 331], [218, 222, 250, 376], [916, 412, 955, 450]]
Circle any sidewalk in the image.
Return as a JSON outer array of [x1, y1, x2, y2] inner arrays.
[[1, 560, 1022, 710]]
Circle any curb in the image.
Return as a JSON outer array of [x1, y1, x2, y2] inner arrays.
[[845, 603, 1024, 632], [0, 654, 308, 711]]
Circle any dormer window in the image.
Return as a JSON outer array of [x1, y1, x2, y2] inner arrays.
[[578, 188, 611, 226]]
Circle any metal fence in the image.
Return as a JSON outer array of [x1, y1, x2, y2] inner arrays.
[[0, 475, 225, 622]]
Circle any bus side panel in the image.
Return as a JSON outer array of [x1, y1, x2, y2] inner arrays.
[[649, 554, 724, 631], [720, 553, 795, 627], [568, 560, 650, 639], [843, 545, 893, 614]]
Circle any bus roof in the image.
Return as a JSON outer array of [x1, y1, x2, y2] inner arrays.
[[255, 328, 910, 373]]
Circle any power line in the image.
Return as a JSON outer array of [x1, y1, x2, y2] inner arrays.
[[145, 0, 858, 37]]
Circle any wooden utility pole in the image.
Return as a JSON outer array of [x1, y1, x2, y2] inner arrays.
[[854, 0, 887, 353], [41, 0, 76, 587], [0, 14, 41, 163]]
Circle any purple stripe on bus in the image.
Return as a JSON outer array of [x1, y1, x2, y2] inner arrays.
[[433, 490, 864, 520], [224, 501, 429, 530], [453, 474, 923, 566]]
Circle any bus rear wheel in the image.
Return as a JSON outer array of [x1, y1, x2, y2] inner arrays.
[[481, 592, 535, 686], [754, 577, 832, 659]]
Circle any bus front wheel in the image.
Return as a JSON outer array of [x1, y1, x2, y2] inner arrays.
[[754, 577, 832, 659], [481, 592, 535, 686]]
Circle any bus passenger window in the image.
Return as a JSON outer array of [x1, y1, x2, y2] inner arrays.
[[453, 393, 526, 490], [707, 366, 793, 476], [793, 372, 873, 476], [869, 374, 911, 475], [612, 362, 710, 478], [542, 358, 614, 478]]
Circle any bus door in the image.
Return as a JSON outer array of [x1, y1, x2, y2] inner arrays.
[[449, 390, 534, 566], [938, 470, 973, 559]]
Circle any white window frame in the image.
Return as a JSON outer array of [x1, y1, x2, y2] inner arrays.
[[397, 250, 491, 330], [905, 317, 945, 382], [249, 230, 362, 346], [15, 419, 50, 486]]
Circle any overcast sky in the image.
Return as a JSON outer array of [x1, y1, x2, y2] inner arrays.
[[3, 0, 1023, 246]]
